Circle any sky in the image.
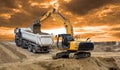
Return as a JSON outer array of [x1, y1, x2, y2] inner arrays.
[[0, 0, 120, 41]]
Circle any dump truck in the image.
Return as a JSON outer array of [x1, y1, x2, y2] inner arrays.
[[14, 21, 54, 53]]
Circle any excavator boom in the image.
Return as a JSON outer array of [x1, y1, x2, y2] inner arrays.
[[34, 8, 73, 36]]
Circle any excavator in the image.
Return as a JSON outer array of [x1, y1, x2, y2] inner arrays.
[[31, 8, 94, 59]]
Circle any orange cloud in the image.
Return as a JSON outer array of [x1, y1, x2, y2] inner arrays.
[[29, 0, 59, 9], [0, 27, 14, 40], [0, 0, 120, 41], [0, 13, 11, 19]]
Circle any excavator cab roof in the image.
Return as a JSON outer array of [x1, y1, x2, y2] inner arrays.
[[58, 34, 74, 41], [58, 34, 71, 37]]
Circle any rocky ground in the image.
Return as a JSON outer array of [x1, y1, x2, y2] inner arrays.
[[0, 41, 120, 70]]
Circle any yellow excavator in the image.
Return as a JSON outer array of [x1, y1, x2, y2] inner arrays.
[[31, 8, 94, 59]]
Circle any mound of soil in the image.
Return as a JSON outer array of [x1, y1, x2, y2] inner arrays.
[[0, 48, 18, 64], [0, 41, 120, 70], [0, 57, 120, 70]]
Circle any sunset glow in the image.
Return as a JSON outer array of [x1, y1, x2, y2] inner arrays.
[[0, 14, 11, 19], [42, 28, 66, 35], [1, 25, 120, 42], [0, 0, 120, 41]]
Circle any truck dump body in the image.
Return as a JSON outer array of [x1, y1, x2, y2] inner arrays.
[[21, 28, 53, 46], [14, 28, 54, 53]]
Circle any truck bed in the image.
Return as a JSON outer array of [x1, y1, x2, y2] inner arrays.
[[25, 30, 49, 35]]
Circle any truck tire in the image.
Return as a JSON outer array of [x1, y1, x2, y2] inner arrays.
[[28, 45, 32, 52], [15, 38, 22, 47], [32, 47, 37, 53], [15, 39, 20, 47], [21, 40, 27, 49]]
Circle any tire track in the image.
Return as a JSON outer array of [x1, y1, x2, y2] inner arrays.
[[0, 54, 52, 68], [0, 47, 19, 64], [6, 42, 38, 59], [7, 42, 56, 59], [0, 44, 19, 59], [0, 42, 27, 60]]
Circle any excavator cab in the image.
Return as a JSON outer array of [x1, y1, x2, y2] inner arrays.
[[56, 34, 74, 49]]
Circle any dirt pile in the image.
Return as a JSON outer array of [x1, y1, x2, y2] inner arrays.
[[0, 42, 27, 59], [0, 41, 120, 70], [37, 57, 120, 70], [0, 42, 26, 64], [0, 47, 18, 64], [0, 57, 120, 70]]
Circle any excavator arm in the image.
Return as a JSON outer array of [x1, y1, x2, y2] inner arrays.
[[33, 8, 73, 36]]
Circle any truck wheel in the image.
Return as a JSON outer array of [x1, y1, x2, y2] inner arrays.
[[15, 38, 22, 47], [32, 47, 37, 53], [15, 39, 20, 47], [28, 45, 32, 52], [21, 40, 26, 49]]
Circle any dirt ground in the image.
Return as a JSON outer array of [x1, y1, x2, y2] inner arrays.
[[0, 41, 120, 70]]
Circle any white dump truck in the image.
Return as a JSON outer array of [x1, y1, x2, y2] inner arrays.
[[14, 23, 54, 53]]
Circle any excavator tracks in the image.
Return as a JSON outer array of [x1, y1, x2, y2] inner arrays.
[[52, 51, 70, 59], [52, 51, 91, 59], [73, 52, 91, 59]]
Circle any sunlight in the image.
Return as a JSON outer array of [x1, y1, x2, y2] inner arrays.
[[0, 27, 14, 35], [74, 26, 109, 32], [29, 0, 59, 9], [64, 0, 72, 3], [0, 13, 11, 19], [42, 28, 66, 35]]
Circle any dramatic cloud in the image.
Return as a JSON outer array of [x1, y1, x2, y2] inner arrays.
[[0, 27, 14, 40], [112, 32, 120, 38], [61, 0, 119, 15], [0, 0, 120, 41], [0, 0, 18, 8]]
